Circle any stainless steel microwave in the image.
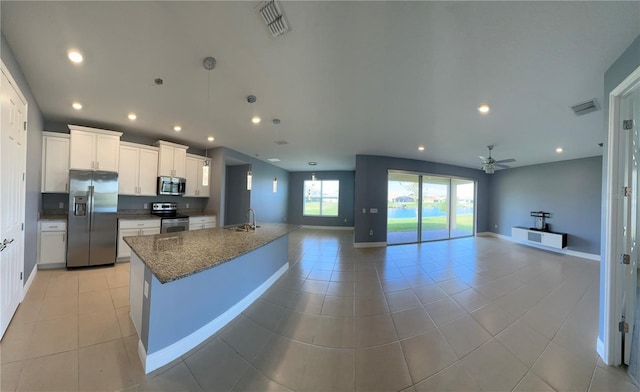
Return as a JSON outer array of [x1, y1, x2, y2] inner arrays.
[[157, 176, 186, 196]]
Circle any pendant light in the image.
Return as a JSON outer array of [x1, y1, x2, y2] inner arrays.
[[203, 56, 216, 188], [247, 95, 261, 124], [273, 177, 278, 193], [247, 170, 253, 191]]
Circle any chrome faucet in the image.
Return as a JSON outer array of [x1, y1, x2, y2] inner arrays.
[[246, 208, 257, 230]]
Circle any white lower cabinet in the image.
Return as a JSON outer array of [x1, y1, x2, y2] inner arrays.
[[188, 215, 216, 231], [118, 219, 161, 260], [38, 221, 67, 268]]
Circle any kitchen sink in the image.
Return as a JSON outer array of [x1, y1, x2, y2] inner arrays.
[[226, 223, 260, 232]]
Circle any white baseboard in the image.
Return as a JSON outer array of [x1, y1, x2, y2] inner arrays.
[[353, 241, 387, 248], [142, 262, 289, 374], [597, 337, 607, 364], [37, 263, 65, 270], [22, 264, 38, 300], [481, 232, 600, 261], [301, 225, 354, 231]]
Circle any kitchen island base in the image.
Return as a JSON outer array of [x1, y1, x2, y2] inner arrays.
[[129, 234, 289, 374]]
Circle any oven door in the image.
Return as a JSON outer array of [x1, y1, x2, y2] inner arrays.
[[161, 218, 189, 233]]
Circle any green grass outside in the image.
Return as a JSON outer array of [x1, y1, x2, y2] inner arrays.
[[388, 213, 474, 232], [303, 201, 339, 217]]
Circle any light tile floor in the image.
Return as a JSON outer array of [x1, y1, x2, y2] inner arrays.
[[1, 229, 639, 391]]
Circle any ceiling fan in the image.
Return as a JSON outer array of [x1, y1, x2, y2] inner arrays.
[[479, 145, 516, 174]]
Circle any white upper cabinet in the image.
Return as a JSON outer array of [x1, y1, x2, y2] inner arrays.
[[118, 142, 159, 196], [68, 125, 122, 172], [185, 154, 211, 198], [41, 132, 70, 193], [155, 140, 188, 178]]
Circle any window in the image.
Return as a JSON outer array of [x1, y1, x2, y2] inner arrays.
[[303, 180, 339, 216]]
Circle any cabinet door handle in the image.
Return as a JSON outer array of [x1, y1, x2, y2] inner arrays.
[[65, 183, 68, 192], [96, 161, 99, 170], [62, 234, 65, 242], [91, 161, 95, 169], [50, 226, 58, 229]]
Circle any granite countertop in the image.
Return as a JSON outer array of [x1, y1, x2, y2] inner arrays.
[[39, 214, 67, 221], [184, 211, 217, 217], [117, 213, 161, 220], [124, 223, 299, 284]]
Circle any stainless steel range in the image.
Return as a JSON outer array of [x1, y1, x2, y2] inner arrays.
[[151, 202, 189, 233]]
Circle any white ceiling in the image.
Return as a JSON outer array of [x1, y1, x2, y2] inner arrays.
[[2, 1, 639, 171]]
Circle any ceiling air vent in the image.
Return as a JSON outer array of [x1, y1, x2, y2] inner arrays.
[[571, 99, 599, 116], [258, 0, 290, 37], [274, 140, 288, 145]]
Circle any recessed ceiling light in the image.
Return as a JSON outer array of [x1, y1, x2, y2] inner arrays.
[[68, 50, 83, 64], [72, 102, 82, 110], [174, 125, 182, 132], [267, 158, 280, 162], [128, 113, 137, 121], [556, 147, 564, 153], [207, 136, 214, 142], [251, 116, 262, 124], [418, 146, 425, 151], [478, 104, 490, 114], [308, 161, 317, 166]]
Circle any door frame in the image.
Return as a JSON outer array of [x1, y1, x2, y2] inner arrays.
[[602, 64, 640, 365]]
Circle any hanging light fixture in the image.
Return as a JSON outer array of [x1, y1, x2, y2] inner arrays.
[[247, 95, 261, 124], [273, 177, 278, 193], [247, 170, 253, 191], [311, 173, 316, 182], [203, 56, 216, 188]]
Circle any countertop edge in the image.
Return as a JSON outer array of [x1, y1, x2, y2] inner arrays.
[[125, 223, 300, 284]]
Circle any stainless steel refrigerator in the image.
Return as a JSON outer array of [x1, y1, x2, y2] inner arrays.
[[67, 170, 118, 267]]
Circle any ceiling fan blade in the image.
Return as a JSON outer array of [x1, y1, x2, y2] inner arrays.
[[494, 163, 511, 169], [494, 158, 516, 164], [479, 156, 488, 162]]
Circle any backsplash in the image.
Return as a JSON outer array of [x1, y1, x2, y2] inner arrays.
[[42, 193, 208, 214]]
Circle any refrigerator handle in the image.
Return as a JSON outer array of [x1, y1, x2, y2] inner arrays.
[[88, 185, 94, 233]]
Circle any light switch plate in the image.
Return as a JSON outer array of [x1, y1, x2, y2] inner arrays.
[[143, 281, 149, 298], [362, 208, 366, 213], [143, 203, 148, 209], [370, 208, 378, 213], [58, 202, 64, 209]]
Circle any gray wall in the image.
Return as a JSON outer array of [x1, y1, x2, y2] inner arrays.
[[354, 154, 490, 244], [207, 147, 289, 226], [600, 34, 640, 345], [224, 165, 251, 226], [488, 156, 602, 254], [288, 171, 355, 227], [2, 33, 43, 284]]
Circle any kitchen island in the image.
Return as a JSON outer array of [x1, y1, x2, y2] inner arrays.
[[125, 223, 299, 373]]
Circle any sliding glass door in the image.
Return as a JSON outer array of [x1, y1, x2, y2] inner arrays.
[[451, 179, 475, 238], [387, 173, 420, 244], [387, 172, 475, 244], [421, 177, 449, 241]]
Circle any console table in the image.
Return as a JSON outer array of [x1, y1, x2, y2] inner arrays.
[[511, 226, 567, 249]]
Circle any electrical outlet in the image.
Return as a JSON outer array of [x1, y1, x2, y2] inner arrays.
[[362, 208, 366, 214], [369, 229, 374, 236], [494, 224, 498, 229], [186, 203, 190, 209], [370, 208, 378, 213], [143, 203, 148, 209], [344, 218, 347, 223], [58, 202, 64, 209]]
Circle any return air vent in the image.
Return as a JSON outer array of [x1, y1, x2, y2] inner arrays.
[[258, 0, 290, 37], [274, 140, 288, 145], [571, 99, 599, 116]]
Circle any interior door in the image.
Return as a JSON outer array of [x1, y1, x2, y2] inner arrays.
[[623, 88, 639, 365], [0, 66, 27, 338]]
